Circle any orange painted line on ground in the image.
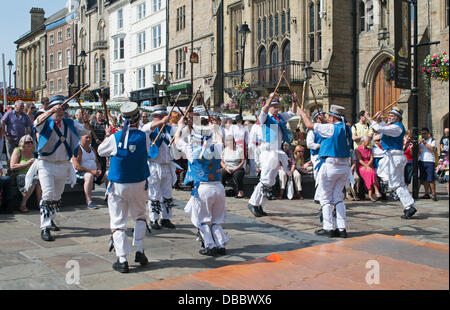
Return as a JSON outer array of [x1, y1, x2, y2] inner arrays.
[[126, 234, 449, 290]]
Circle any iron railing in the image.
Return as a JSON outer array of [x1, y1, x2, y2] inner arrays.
[[224, 60, 306, 92]]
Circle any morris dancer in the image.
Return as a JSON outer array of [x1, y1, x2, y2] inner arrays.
[[247, 92, 298, 217], [173, 116, 229, 256], [33, 96, 91, 241], [142, 105, 177, 230], [365, 108, 417, 219], [98, 102, 150, 273], [299, 105, 352, 238]]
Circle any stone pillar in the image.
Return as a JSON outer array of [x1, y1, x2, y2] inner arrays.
[[30, 45, 35, 89]]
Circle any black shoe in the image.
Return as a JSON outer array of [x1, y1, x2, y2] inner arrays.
[[314, 229, 338, 238], [420, 194, 431, 199], [216, 247, 226, 256], [160, 219, 176, 229], [336, 229, 347, 238], [319, 212, 323, 223], [257, 206, 268, 216], [49, 220, 60, 231], [401, 206, 417, 219], [248, 204, 262, 217], [432, 195, 438, 201], [112, 259, 129, 273], [199, 247, 217, 256], [151, 221, 161, 230], [135, 251, 148, 266], [41, 229, 55, 241]]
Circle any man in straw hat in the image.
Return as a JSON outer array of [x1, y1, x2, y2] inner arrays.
[[173, 116, 229, 256], [247, 92, 298, 217], [33, 96, 91, 241], [365, 107, 417, 219], [141, 104, 178, 230], [299, 104, 352, 238], [97, 102, 150, 273]]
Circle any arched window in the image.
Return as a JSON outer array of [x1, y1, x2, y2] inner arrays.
[[308, 3, 315, 61], [360, 1, 365, 32], [263, 16, 267, 39], [257, 18, 262, 41], [275, 13, 279, 36], [270, 44, 279, 82], [258, 47, 267, 83], [282, 41, 290, 78], [101, 55, 106, 82], [281, 11, 286, 34], [269, 15, 273, 37], [95, 56, 99, 83]]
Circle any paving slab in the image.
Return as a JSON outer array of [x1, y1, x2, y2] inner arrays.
[[128, 234, 449, 290]]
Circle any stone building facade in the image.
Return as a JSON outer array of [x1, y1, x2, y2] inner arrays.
[[222, 0, 449, 138], [77, 0, 111, 98], [167, 0, 220, 107], [44, 8, 76, 98], [14, 8, 47, 100]]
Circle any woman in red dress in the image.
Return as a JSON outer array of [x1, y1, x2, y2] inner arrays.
[[355, 135, 382, 201]]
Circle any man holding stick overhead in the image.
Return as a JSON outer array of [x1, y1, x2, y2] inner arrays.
[[299, 104, 352, 238], [247, 91, 298, 217], [142, 104, 178, 230], [33, 95, 91, 241], [365, 107, 417, 219]]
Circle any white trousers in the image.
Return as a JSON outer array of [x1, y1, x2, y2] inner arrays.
[[148, 161, 175, 221], [249, 146, 288, 207], [108, 181, 148, 258], [316, 162, 350, 231], [278, 169, 302, 191], [185, 183, 229, 249], [378, 151, 415, 209], [38, 160, 72, 229]]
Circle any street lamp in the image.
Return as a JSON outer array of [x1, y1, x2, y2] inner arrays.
[[239, 21, 251, 116], [303, 61, 328, 86], [79, 50, 87, 86], [7, 60, 13, 88]]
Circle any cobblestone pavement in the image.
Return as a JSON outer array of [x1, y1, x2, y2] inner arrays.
[[0, 183, 447, 290]]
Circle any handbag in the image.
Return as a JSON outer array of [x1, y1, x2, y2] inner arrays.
[[286, 176, 294, 200]]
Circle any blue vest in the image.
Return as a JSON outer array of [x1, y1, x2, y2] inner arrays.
[[37, 118, 80, 158], [149, 125, 172, 148], [108, 129, 150, 183], [381, 122, 405, 151], [310, 130, 323, 156], [183, 145, 222, 197], [318, 122, 352, 161], [262, 114, 290, 145]]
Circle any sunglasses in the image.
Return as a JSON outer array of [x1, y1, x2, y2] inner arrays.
[[24, 141, 33, 144]]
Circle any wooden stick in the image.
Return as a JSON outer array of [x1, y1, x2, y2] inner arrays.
[[379, 96, 404, 114], [96, 90, 110, 126], [266, 72, 284, 107], [151, 92, 182, 144], [309, 83, 318, 111], [280, 70, 294, 93], [198, 92, 212, 122], [301, 80, 307, 110], [169, 86, 202, 145], [36, 84, 90, 127]]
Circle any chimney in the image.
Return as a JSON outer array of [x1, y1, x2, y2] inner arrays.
[[30, 8, 45, 31]]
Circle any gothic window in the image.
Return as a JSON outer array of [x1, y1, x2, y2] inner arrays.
[[263, 16, 267, 39], [275, 13, 279, 36], [269, 15, 273, 37], [257, 19, 262, 41], [308, 3, 315, 62], [270, 44, 279, 82], [258, 47, 266, 83], [360, 1, 365, 32], [281, 11, 286, 34]]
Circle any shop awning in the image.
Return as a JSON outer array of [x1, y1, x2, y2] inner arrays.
[[166, 83, 191, 93]]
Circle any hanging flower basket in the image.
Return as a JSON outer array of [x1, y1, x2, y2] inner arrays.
[[223, 81, 258, 112], [421, 52, 449, 82], [383, 57, 395, 82]]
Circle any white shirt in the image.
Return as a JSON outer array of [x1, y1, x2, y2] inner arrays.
[[141, 121, 175, 164], [419, 137, 436, 163], [259, 110, 295, 149], [248, 123, 262, 158], [78, 144, 98, 171], [306, 129, 321, 151], [313, 122, 350, 166], [176, 139, 223, 163], [97, 128, 151, 158], [370, 121, 403, 138], [34, 118, 90, 161], [229, 124, 248, 146]]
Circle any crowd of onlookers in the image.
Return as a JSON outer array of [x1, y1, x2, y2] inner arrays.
[[0, 99, 448, 214]]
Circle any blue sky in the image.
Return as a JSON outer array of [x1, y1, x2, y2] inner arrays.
[[0, 0, 67, 86]]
